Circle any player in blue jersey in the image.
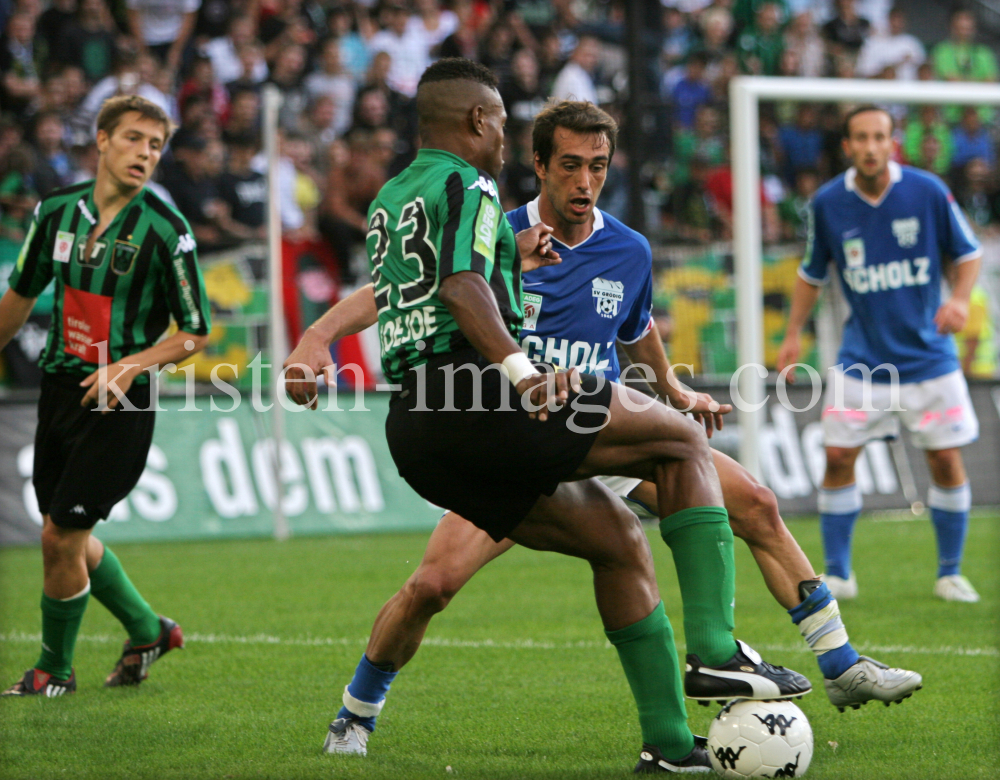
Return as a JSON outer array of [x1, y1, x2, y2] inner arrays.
[[778, 105, 983, 605], [285, 100, 919, 763]]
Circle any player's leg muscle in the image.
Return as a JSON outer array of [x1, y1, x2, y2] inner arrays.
[[924, 447, 966, 488], [823, 446, 862, 487], [40, 517, 91, 600]]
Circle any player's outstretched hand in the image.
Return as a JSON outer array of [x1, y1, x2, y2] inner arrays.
[[517, 222, 562, 273], [667, 387, 731, 437], [80, 361, 140, 412], [283, 330, 334, 410], [776, 335, 801, 382], [934, 298, 969, 335], [516, 368, 581, 422]]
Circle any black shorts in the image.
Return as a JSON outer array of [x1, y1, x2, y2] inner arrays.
[[34, 372, 155, 529], [385, 349, 613, 542]]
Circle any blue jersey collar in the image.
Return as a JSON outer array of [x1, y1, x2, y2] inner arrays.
[[844, 160, 902, 208], [526, 196, 605, 250]]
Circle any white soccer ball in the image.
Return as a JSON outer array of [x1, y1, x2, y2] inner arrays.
[[707, 699, 813, 778]]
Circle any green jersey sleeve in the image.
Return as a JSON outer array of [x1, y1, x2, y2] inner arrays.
[[161, 223, 211, 336], [437, 170, 506, 284], [8, 201, 56, 298]]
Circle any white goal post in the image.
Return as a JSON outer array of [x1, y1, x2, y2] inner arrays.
[[729, 76, 1000, 478]]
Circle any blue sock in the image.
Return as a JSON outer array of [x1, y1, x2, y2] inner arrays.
[[336, 654, 398, 733], [818, 484, 861, 580], [788, 582, 859, 679], [928, 483, 971, 578]]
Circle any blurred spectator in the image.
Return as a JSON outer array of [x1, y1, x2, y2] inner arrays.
[[705, 161, 781, 242], [666, 155, 723, 244], [479, 17, 517, 85], [821, 0, 870, 57], [952, 106, 995, 171], [328, 2, 372, 82], [778, 103, 823, 185], [778, 167, 819, 241], [661, 5, 694, 72], [222, 86, 260, 143], [733, 0, 789, 31], [319, 129, 390, 281], [552, 34, 599, 103], [252, 130, 306, 236], [932, 8, 997, 124], [855, 5, 923, 81], [195, 0, 229, 40], [903, 105, 952, 176], [160, 131, 226, 249], [957, 285, 997, 379], [692, 5, 735, 83], [36, 0, 76, 64], [204, 15, 267, 86], [0, 144, 39, 243], [30, 111, 73, 196], [673, 104, 726, 186], [177, 53, 227, 124], [127, 0, 200, 76], [351, 84, 390, 133], [501, 47, 545, 124], [284, 129, 322, 236], [359, 52, 417, 145], [74, 49, 173, 139], [409, 0, 458, 59], [954, 157, 999, 233], [299, 93, 338, 151], [438, 0, 479, 61], [783, 13, 825, 77], [57, 0, 119, 84], [224, 40, 266, 95], [737, 2, 785, 76], [217, 131, 267, 239], [368, 2, 428, 98], [501, 122, 537, 210], [305, 36, 355, 138], [670, 52, 712, 130], [1, 12, 42, 116], [266, 43, 309, 131], [258, 0, 322, 64]]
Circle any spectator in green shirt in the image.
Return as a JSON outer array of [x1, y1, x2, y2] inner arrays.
[[738, 2, 785, 75], [903, 105, 954, 176], [932, 8, 997, 122]]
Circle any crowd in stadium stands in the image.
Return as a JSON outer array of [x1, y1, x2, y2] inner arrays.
[[1, 0, 999, 279]]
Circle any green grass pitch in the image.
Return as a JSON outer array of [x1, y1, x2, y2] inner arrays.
[[1, 512, 997, 780]]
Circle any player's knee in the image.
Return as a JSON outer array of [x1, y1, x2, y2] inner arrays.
[[824, 447, 858, 480], [40, 524, 80, 567], [408, 566, 462, 616], [593, 502, 653, 573], [729, 483, 781, 543]]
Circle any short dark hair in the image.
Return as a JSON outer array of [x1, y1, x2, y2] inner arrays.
[[532, 99, 618, 167], [96, 95, 174, 141], [417, 57, 499, 92], [842, 104, 894, 138]]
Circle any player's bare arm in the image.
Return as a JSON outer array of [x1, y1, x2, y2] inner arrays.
[[0, 288, 37, 350], [777, 275, 822, 380], [935, 255, 982, 334], [621, 326, 730, 435], [79, 330, 209, 410]]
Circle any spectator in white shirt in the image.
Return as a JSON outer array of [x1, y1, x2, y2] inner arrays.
[[367, 2, 428, 98], [204, 15, 268, 86], [551, 34, 600, 104], [856, 6, 924, 81], [305, 37, 355, 138], [407, 0, 457, 59], [126, 0, 201, 76]]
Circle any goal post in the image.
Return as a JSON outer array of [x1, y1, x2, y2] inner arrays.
[[729, 76, 1000, 478]]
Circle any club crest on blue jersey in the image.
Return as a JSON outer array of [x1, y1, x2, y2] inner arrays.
[[592, 277, 624, 318], [892, 217, 920, 248]]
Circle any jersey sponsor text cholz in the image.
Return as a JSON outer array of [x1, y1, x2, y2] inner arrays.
[[520, 335, 610, 374], [841, 257, 930, 294]]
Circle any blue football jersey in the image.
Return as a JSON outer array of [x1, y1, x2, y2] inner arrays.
[[800, 162, 982, 383], [507, 198, 654, 383]]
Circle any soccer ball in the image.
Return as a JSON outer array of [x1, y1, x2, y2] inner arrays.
[[707, 699, 813, 778]]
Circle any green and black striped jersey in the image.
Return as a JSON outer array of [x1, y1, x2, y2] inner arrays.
[[367, 148, 522, 383], [8, 180, 211, 382]]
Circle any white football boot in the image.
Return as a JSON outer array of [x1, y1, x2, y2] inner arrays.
[[820, 572, 857, 600], [824, 656, 923, 712], [323, 717, 372, 755], [934, 574, 980, 603]]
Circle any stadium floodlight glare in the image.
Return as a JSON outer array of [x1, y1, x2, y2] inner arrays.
[[729, 76, 1000, 478]]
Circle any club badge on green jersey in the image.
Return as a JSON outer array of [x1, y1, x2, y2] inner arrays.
[[112, 239, 140, 275]]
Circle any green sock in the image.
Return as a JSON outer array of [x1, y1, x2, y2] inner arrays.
[[90, 546, 161, 645], [660, 506, 738, 667], [605, 602, 694, 761], [36, 587, 90, 679]]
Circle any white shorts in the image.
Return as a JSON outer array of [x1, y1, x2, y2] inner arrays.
[[821, 368, 979, 451], [597, 475, 658, 520]]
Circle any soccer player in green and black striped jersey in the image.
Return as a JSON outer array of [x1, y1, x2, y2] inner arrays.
[[0, 95, 210, 698]]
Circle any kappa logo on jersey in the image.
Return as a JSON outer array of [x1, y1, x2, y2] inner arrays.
[[175, 234, 196, 254], [54, 231, 74, 263], [892, 217, 920, 248], [467, 175, 498, 200], [591, 277, 624, 318], [522, 293, 543, 331], [843, 237, 865, 268]]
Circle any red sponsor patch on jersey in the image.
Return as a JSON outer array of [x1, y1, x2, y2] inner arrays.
[[62, 286, 112, 363]]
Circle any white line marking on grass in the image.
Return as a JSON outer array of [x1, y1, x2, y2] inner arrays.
[[0, 632, 996, 657]]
